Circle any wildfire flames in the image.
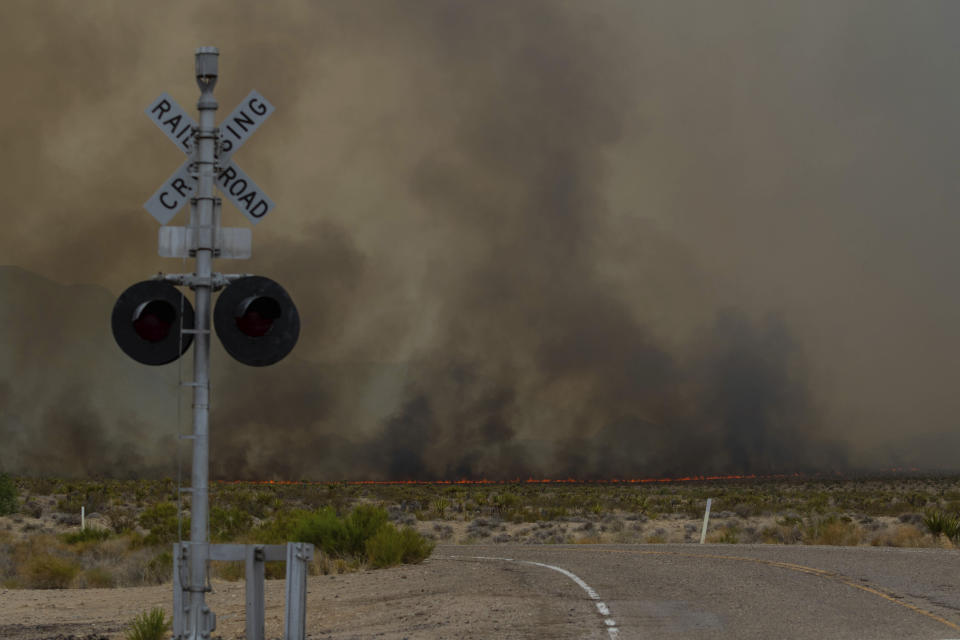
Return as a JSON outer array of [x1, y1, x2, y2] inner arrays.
[[216, 469, 920, 487]]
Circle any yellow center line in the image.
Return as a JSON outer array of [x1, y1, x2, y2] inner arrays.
[[573, 547, 960, 632]]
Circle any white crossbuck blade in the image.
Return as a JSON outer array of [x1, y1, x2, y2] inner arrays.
[[144, 91, 275, 226]]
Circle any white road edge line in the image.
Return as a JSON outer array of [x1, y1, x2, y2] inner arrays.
[[450, 555, 620, 639]]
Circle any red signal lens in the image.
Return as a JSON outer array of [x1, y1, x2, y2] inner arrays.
[[235, 296, 281, 337], [132, 300, 176, 343]]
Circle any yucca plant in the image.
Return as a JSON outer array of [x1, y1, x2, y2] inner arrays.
[[923, 509, 960, 541], [433, 497, 450, 518]]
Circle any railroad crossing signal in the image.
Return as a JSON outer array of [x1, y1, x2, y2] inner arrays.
[[215, 276, 300, 366], [112, 48, 311, 640], [144, 90, 276, 226], [111, 280, 194, 365], [114, 74, 299, 368]]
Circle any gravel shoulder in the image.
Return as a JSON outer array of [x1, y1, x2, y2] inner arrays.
[[0, 550, 601, 640]]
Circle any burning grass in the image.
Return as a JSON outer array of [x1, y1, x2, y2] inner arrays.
[[2, 473, 959, 588]]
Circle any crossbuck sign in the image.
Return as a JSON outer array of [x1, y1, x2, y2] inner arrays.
[[144, 90, 275, 226]]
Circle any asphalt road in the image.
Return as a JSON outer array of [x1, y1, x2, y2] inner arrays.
[[2, 543, 958, 638], [435, 543, 960, 639]]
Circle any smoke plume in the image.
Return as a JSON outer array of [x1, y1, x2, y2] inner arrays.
[[3, 1, 959, 478]]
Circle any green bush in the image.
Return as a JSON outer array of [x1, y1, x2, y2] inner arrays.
[[125, 607, 170, 640], [345, 504, 389, 555], [0, 474, 17, 515], [277, 504, 429, 566], [62, 527, 111, 545], [139, 502, 185, 545], [365, 524, 435, 568], [210, 506, 253, 542], [290, 507, 350, 556]]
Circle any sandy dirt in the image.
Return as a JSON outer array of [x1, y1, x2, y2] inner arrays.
[[0, 551, 604, 640]]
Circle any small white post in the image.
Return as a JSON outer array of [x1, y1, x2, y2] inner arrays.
[[699, 498, 712, 544], [81, 506, 85, 530]]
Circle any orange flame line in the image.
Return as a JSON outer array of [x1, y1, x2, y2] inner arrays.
[[212, 468, 924, 487]]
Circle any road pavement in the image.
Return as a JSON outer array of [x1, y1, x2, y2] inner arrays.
[[435, 543, 960, 639]]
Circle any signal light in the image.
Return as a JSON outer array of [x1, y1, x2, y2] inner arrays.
[[112, 281, 195, 365], [214, 276, 299, 366]]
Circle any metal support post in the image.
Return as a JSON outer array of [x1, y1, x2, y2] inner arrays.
[[183, 45, 220, 640], [245, 545, 266, 640], [284, 542, 312, 640]]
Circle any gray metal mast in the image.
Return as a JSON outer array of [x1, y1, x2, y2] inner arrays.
[[187, 45, 219, 639], [126, 46, 308, 640]]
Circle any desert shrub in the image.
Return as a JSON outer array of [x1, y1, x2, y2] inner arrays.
[[81, 566, 115, 588], [19, 553, 80, 588], [143, 550, 172, 584], [869, 524, 930, 548], [216, 487, 273, 519], [56, 484, 110, 515], [803, 516, 863, 546], [284, 505, 391, 558], [125, 607, 170, 640], [707, 524, 740, 544], [345, 505, 389, 555], [315, 554, 350, 575], [365, 524, 434, 568], [290, 508, 350, 556], [62, 527, 111, 545], [139, 502, 185, 545], [105, 506, 139, 534], [0, 473, 17, 515], [21, 499, 43, 518], [432, 497, 450, 518], [210, 506, 253, 542], [760, 524, 803, 544]]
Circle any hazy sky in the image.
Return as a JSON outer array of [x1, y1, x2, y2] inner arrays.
[[1, 1, 958, 478]]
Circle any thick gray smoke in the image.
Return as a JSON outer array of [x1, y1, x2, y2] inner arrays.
[[2, 1, 958, 478]]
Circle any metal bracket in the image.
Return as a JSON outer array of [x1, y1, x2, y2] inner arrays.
[[173, 542, 313, 640], [151, 272, 253, 291]]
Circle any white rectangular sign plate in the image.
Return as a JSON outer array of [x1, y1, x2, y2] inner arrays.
[[215, 160, 274, 225], [159, 226, 252, 259], [219, 90, 274, 164], [146, 93, 196, 154], [144, 161, 195, 225]]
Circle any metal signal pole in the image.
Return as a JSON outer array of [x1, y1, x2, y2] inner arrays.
[[122, 46, 306, 640], [186, 45, 219, 639]]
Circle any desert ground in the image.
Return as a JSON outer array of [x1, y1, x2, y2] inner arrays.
[[1, 475, 958, 638]]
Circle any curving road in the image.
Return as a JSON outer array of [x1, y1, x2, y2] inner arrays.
[[2, 543, 959, 638], [434, 543, 960, 639]]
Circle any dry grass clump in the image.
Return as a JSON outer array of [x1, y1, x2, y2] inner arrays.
[[0, 528, 175, 589], [868, 524, 933, 548], [80, 566, 116, 588], [803, 516, 863, 546], [18, 551, 81, 588], [706, 523, 741, 544], [124, 607, 171, 640]]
